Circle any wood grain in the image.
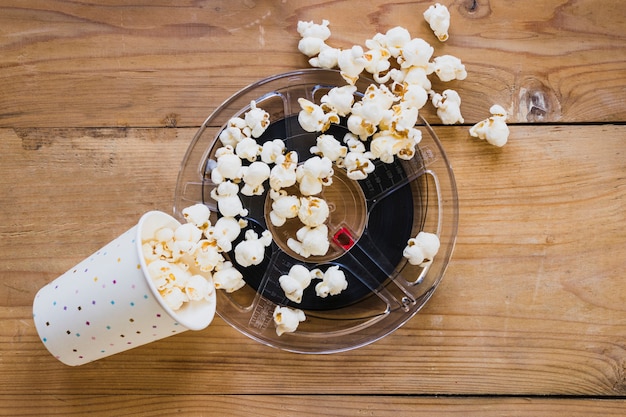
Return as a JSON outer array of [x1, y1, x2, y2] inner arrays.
[[1, 0, 625, 128], [1, 395, 626, 417], [1, 125, 624, 398]]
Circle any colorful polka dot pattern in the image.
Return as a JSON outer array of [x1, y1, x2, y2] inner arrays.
[[32, 225, 186, 366]]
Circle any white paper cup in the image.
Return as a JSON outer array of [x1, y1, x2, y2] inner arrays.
[[32, 211, 216, 366]]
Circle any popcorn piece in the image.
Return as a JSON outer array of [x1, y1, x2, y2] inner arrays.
[[310, 134, 347, 163], [240, 161, 271, 196], [348, 83, 397, 139], [194, 240, 224, 272], [469, 104, 510, 147], [205, 216, 247, 252], [320, 85, 357, 117], [234, 229, 272, 267], [297, 97, 339, 133], [212, 261, 245, 293], [403, 231, 440, 267], [184, 274, 214, 302], [182, 203, 211, 231], [269, 151, 298, 191], [210, 181, 249, 218], [260, 139, 286, 164], [244, 100, 271, 138], [315, 265, 348, 298], [431, 89, 464, 125], [309, 43, 340, 69], [430, 55, 467, 82], [278, 264, 314, 303], [398, 37, 434, 69], [161, 286, 189, 311], [342, 151, 375, 180], [218, 117, 250, 147], [269, 189, 300, 227], [174, 223, 203, 246], [235, 137, 262, 162], [298, 196, 330, 228], [211, 146, 244, 184], [423, 3, 451, 42], [343, 132, 366, 153], [273, 305, 306, 336], [297, 20, 332, 57], [296, 156, 334, 196], [287, 224, 330, 258], [147, 260, 188, 292], [379, 26, 411, 58], [337, 45, 368, 85]]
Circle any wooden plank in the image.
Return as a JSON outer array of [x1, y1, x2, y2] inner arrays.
[[1, 395, 626, 416], [0, 0, 625, 128], [0, 124, 624, 396]]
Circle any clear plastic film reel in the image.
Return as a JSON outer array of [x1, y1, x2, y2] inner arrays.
[[174, 69, 458, 353]]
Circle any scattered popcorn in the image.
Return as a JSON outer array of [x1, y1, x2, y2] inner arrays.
[[206, 216, 247, 252], [298, 196, 330, 228], [182, 203, 211, 231], [430, 55, 467, 82], [240, 161, 271, 196], [184, 274, 215, 302], [269, 189, 301, 227], [310, 134, 347, 162], [398, 37, 434, 69], [403, 231, 440, 267], [297, 19, 332, 57], [273, 305, 306, 336], [297, 97, 339, 133], [278, 264, 316, 303], [210, 181, 249, 218], [378, 26, 411, 58], [296, 156, 334, 196], [469, 104, 510, 147], [193, 239, 224, 272], [245, 100, 271, 138], [309, 43, 340, 69], [287, 224, 330, 258], [260, 139, 286, 164], [212, 261, 245, 293], [423, 3, 451, 42], [431, 89, 464, 124], [320, 85, 357, 117], [234, 229, 272, 267], [342, 150, 375, 180], [211, 145, 244, 184], [337, 45, 368, 85], [218, 117, 249, 147], [235, 137, 262, 162], [269, 151, 298, 191], [314, 265, 348, 298], [160, 286, 189, 311]]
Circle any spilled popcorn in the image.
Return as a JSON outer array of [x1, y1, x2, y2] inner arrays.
[[402, 231, 441, 267], [469, 104, 510, 147]]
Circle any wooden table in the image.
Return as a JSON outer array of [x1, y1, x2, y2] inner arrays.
[[1, 1, 625, 415]]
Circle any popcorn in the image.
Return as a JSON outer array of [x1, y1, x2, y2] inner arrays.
[[430, 55, 467, 82], [273, 305, 306, 336], [298, 196, 330, 227], [297, 97, 339, 133], [235, 137, 262, 162], [210, 181, 249, 218], [218, 117, 249, 147], [337, 45, 368, 85], [320, 85, 357, 117], [423, 3, 451, 42], [379, 26, 411, 58], [342, 150, 375, 180], [193, 240, 224, 272], [398, 37, 434, 69], [205, 216, 247, 252], [234, 229, 272, 267], [181, 203, 211, 231], [184, 274, 215, 302], [296, 156, 334, 196], [212, 261, 245, 293], [402, 231, 440, 267], [431, 89, 464, 125], [260, 139, 286, 164], [245, 100, 271, 138], [174, 223, 203, 246], [240, 161, 271, 196], [297, 19, 331, 57], [211, 145, 244, 184], [160, 286, 189, 311], [269, 189, 301, 227], [287, 224, 330, 258], [469, 104, 510, 147], [314, 265, 348, 298], [310, 134, 347, 163], [269, 151, 298, 191], [309, 43, 340, 69], [278, 264, 315, 303]]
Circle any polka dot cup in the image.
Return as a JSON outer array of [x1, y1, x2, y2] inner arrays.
[[32, 211, 216, 366]]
